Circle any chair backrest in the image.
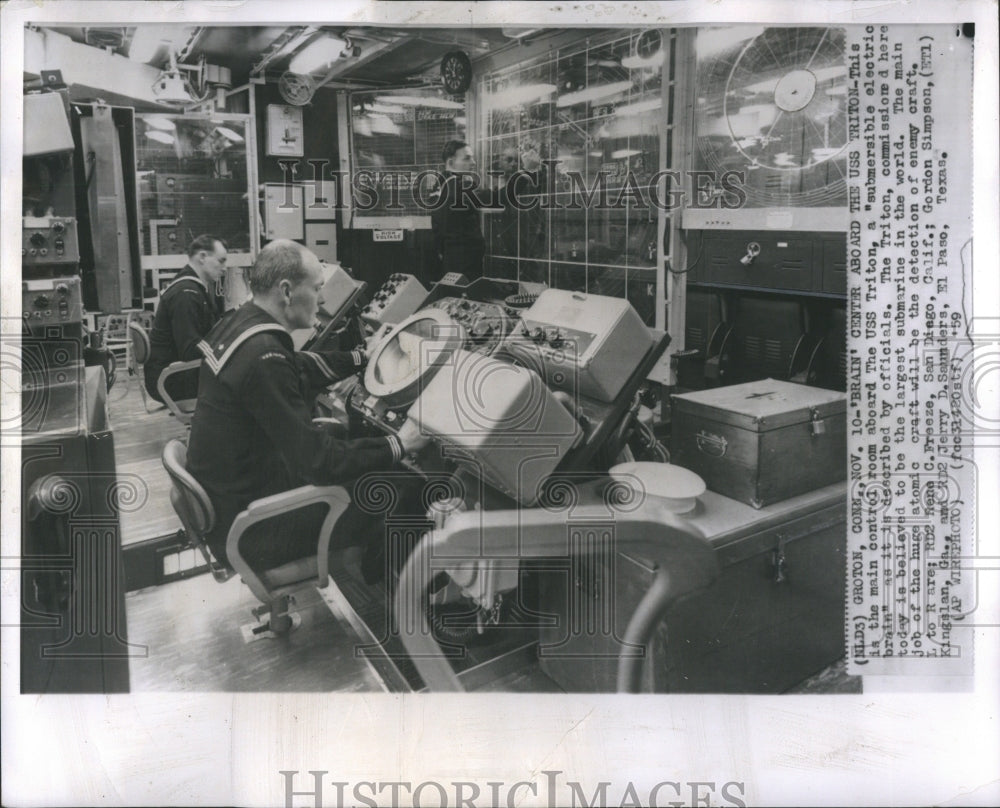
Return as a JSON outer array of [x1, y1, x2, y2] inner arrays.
[[161, 438, 214, 538], [820, 305, 847, 391], [128, 320, 151, 367], [685, 290, 723, 357]]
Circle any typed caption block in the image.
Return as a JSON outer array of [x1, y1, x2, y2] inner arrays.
[[846, 25, 977, 676]]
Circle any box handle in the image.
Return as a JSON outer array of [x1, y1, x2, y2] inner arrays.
[[695, 430, 728, 458]]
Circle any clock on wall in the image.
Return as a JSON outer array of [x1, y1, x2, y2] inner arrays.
[[635, 29, 662, 61], [694, 26, 849, 210], [441, 50, 472, 95], [266, 103, 305, 158]]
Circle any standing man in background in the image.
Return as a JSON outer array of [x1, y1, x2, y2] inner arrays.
[[145, 234, 227, 403], [430, 140, 502, 282]]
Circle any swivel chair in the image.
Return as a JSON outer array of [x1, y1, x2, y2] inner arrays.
[[161, 438, 351, 635], [127, 319, 200, 425]]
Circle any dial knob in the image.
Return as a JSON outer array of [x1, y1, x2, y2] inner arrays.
[[30, 232, 46, 247], [52, 220, 66, 234]]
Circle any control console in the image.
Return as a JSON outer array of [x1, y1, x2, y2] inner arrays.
[[423, 297, 512, 356], [360, 273, 428, 326], [22, 216, 80, 266]]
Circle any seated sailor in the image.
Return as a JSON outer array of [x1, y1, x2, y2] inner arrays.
[[185, 239, 430, 576]]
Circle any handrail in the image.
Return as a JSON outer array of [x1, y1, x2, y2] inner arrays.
[[393, 494, 718, 692]]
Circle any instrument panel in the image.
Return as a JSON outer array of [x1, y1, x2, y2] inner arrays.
[[423, 297, 513, 356]]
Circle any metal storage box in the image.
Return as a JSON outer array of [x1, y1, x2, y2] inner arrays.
[[537, 484, 846, 693], [670, 379, 846, 508]]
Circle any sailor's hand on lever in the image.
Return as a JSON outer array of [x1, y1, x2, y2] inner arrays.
[[396, 418, 431, 471]]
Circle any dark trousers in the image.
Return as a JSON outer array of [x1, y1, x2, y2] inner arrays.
[[208, 473, 431, 581]]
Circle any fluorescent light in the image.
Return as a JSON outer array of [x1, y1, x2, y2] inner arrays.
[[621, 52, 664, 70], [214, 126, 244, 143], [483, 83, 556, 110], [369, 114, 401, 136], [290, 35, 347, 75], [366, 103, 407, 116], [556, 80, 632, 108], [614, 97, 662, 116], [374, 95, 464, 109], [144, 115, 176, 131], [588, 150, 603, 158], [611, 148, 641, 159], [145, 130, 175, 145]]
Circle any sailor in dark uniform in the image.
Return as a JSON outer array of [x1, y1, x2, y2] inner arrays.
[[430, 140, 506, 282], [186, 239, 429, 575], [144, 234, 228, 403]]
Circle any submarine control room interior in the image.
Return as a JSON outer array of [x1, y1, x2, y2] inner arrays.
[[17, 22, 853, 694]]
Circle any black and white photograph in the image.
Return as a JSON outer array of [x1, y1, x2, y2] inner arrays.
[[2, 1, 997, 806]]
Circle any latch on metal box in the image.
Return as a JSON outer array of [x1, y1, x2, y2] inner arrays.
[[810, 408, 826, 437]]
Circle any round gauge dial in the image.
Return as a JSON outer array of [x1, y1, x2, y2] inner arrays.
[[695, 26, 849, 209], [723, 28, 848, 172], [441, 51, 472, 95]]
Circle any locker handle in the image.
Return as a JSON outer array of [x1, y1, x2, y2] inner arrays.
[[695, 430, 727, 458]]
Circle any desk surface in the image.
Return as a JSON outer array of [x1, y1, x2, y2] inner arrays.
[[683, 482, 847, 547]]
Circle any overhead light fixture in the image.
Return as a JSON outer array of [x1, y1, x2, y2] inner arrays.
[[611, 148, 641, 159], [145, 130, 175, 145], [374, 95, 464, 110], [152, 72, 194, 104], [151, 49, 195, 105], [556, 80, 632, 108], [614, 97, 662, 116], [290, 35, 349, 74], [483, 83, 556, 110]]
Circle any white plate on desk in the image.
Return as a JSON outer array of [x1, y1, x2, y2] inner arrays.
[[609, 461, 706, 514]]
